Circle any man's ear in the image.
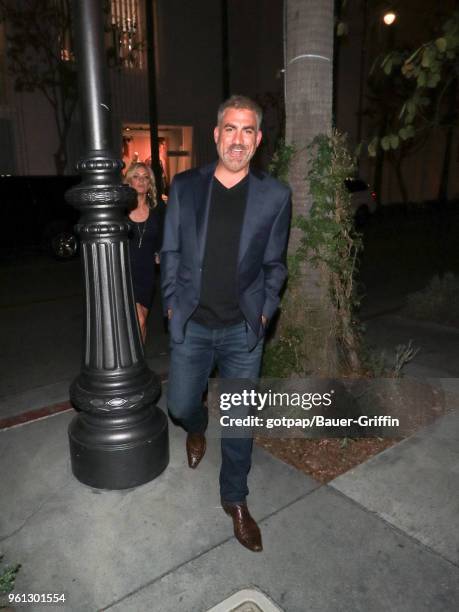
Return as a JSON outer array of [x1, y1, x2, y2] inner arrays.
[[213, 126, 220, 144], [256, 130, 263, 148]]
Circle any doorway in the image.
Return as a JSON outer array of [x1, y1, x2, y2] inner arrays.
[[122, 124, 194, 188]]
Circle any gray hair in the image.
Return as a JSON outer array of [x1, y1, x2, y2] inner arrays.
[[217, 95, 263, 130]]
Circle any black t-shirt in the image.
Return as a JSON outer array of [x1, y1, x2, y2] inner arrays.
[[192, 174, 249, 328]]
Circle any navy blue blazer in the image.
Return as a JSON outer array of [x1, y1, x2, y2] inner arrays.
[[161, 162, 291, 350]]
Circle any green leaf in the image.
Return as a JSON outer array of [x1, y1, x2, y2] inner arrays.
[[417, 71, 427, 87], [381, 136, 391, 151], [390, 134, 399, 149], [383, 60, 393, 75], [399, 127, 408, 140], [380, 54, 391, 69], [427, 73, 441, 88], [406, 100, 416, 114], [405, 100, 417, 123], [368, 138, 378, 157], [421, 49, 431, 68], [435, 37, 447, 52]]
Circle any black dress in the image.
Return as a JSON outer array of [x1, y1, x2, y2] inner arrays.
[[129, 203, 164, 309]]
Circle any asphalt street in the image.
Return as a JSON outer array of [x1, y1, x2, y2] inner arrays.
[[0, 253, 168, 406]]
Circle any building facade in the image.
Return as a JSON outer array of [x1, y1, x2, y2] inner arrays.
[[1, 0, 456, 204], [0, 0, 283, 182]]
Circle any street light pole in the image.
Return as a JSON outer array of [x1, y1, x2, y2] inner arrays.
[[144, 0, 162, 199], [66, 0, 169, 489]]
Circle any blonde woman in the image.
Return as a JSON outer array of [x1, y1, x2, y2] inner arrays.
[[125, 162, 164, 343]]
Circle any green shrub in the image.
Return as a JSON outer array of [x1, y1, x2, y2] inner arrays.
[[0, 554, 21, 596]]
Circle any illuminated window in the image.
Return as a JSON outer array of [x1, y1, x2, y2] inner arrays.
[[122, 124, 194, 185], [110, 0, 144, 69], [53, 0, 74, 62], [54, 0, 143, 68]]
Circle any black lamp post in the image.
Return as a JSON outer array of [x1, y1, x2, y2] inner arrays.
[[66, 0, 169, 489], [144, 0, 162, 200]]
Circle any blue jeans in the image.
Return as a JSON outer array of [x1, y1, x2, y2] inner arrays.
[[167, 320, 264, 503]]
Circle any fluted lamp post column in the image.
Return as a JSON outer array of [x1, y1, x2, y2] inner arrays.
[[66, 0, 169, 489]]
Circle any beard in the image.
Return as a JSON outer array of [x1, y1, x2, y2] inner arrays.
[[219, 144, 254, 172]]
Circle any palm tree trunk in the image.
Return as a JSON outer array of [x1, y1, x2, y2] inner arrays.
[[283, 0, 336, 375], [285, 0, 334, 216]]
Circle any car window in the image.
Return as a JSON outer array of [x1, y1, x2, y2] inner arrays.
[[345, 178, 368, 193]]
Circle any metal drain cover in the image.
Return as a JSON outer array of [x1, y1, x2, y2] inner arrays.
[[206, 588, 283, 612]]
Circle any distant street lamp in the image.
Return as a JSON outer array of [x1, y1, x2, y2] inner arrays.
[[383, 12, 397, 26], [66, 0, 169, 490]]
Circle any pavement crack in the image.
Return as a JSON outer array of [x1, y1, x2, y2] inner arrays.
[[100, 486, 322, 611], [0, 480, 72, 542]]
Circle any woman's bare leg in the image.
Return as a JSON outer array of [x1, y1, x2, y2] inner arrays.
[[135, 303, 149, 344]]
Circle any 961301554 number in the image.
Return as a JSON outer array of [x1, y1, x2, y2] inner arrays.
[[8, 593, 66, 604]]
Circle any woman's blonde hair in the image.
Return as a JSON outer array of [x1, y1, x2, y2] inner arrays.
[[124, 162, 158, 208]]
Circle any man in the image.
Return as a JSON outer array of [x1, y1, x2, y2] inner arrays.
[[161, 95, 291, 552]]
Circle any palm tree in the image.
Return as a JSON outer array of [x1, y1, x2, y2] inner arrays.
[[283, 0, 336, 374]]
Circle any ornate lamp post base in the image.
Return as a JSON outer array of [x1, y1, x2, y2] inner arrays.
[[69, 404, 168, 490], [64, 178, 170, 490]]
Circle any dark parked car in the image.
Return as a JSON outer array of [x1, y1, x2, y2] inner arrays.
[[345, 177, 377, 225], [1, 175, 80, 259]]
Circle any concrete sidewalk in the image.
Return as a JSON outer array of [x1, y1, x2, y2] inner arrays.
[[1, 389, 458, 612], [1, 313, 458, 611]]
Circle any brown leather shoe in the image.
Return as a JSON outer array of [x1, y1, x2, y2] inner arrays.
[[186, 432, 206, 468], [222, 502, 263, 552]]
